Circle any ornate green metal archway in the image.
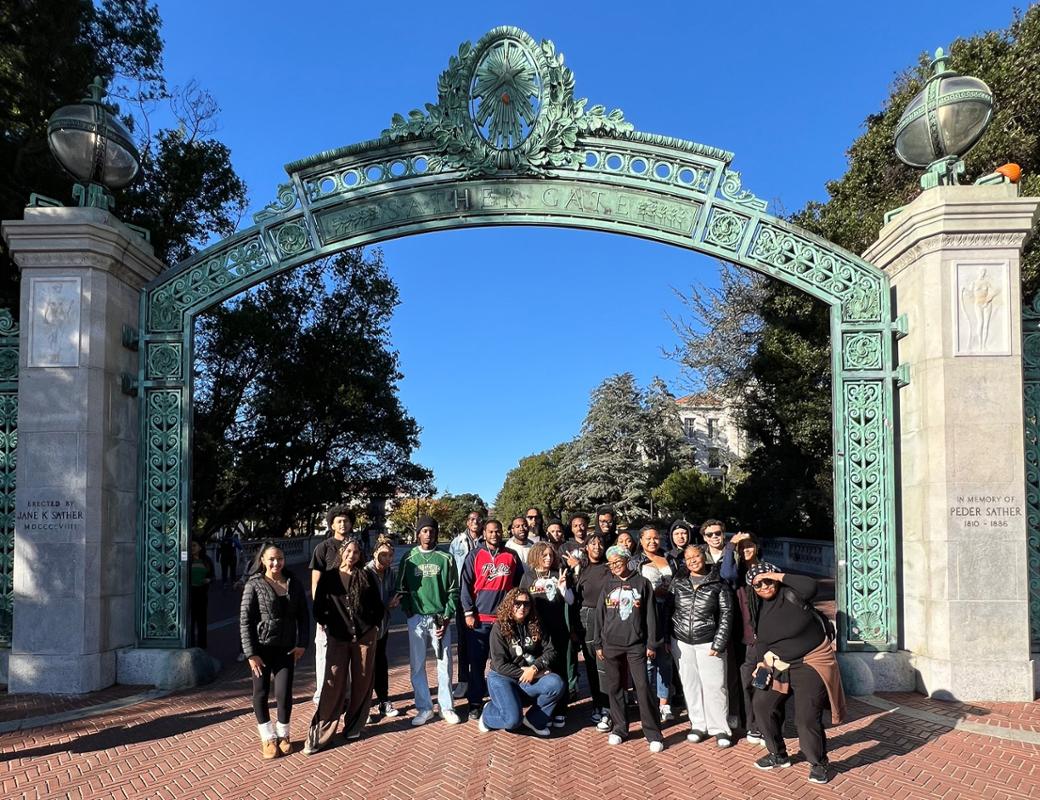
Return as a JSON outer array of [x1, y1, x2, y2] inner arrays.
[[136, 27, 902, 652]]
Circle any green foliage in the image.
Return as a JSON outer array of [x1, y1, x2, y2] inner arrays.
[[674, 8, 1040, 539], [192, 252, 433, 539], [493, 443, 571, 520], [650, 468, 730, 523], [556, 373, 692, 521], [0, 1, 245, 305], [385, 493, 485, 540]]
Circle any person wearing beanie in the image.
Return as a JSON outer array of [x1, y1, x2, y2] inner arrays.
[[591, 544, 665, 753], [309, 505, 356, 706], [395, 516, 461, 726]]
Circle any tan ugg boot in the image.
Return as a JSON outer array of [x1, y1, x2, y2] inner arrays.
[[261, 738, 279, 759], [277, 737, 291, 756]]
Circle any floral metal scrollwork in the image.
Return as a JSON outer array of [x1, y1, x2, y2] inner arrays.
[[142, 390, 182, 641], [0, 308, 17, 645], [1021, 293, 1040, 650], [843, 332, 884, 371]]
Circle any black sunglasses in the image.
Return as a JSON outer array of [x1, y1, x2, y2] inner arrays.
[[514, 600, 531, 607], [752, 578, 778, 590]]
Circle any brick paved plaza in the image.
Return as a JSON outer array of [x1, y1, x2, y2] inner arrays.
[[2, 585, 1039, 800]]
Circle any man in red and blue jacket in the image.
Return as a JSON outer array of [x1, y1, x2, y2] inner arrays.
[[460, 518, 524, 720]]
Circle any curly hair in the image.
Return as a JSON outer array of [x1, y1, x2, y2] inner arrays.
[[495, 587, 542, 644], [526, 541, 558, 572]]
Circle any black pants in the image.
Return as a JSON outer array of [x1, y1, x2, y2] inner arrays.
[[373, 632, 390, 704], [189, 586, 208, 649], [752, 662, 829, 765], [601, 644, 662, 743], [577, 607, 607, 708], [455, 608, 469, 685], [739, 647, 759, 732], [726, 639, 745, 726], [251, 645, 295, 725], [221, 554, 237, 583]]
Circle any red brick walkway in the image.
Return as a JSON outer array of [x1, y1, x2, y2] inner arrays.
[[3, 632, 1039, 800]]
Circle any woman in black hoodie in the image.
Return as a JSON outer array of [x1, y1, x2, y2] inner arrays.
[[239, 543, 310, 759], [591, 544, 665, 752]]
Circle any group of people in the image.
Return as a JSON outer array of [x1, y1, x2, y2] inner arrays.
[[238, 504, 845, 785]]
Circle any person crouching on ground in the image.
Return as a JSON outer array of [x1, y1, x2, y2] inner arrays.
[[396, 516, 461, 725], [747, 562, 847, 785], [476, 588, 564, 737], [592, 544, 665, 752], [305, 536, 385, 754], [670, 545, 734, 748], [240, 543, 309, 759]]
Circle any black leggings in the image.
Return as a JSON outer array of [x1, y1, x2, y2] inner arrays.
[[251, 645, 295, 724]]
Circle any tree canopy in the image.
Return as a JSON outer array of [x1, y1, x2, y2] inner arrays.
[[0, 1, 246, 308], [671, 7, 1040, 538], [192, 252, 434, 539]]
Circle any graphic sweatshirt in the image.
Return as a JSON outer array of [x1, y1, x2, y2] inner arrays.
[[460, 544, 524, 624], [395, 547, 458, 618], [590, 571, 660, 651]]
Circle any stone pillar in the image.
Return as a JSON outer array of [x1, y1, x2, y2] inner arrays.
[[2, 206, 162, 693], [864, 184, 1040, 700]]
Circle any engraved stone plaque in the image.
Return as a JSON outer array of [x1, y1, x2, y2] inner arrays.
[[28, 277, 81, 367], [953, 261, 1010, 356]]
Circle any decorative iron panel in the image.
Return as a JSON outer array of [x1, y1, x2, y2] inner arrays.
[[0, 309, 18, 646], [1022, 293, 1040, 650]]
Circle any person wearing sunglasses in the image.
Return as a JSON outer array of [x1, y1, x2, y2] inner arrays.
[[476, 588, 564, 736], [591, 545, 665, 752], [524, 507, 545, 543], [699, 519, 727, 566], [745, 562, 847, 785]]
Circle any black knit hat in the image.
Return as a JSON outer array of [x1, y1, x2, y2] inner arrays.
[[415, 516, 439, 536]]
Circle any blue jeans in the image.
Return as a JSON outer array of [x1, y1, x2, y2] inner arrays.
[[647, 644, 672, 702], [481, 670, 564, 730], [407, 614, 453, 714], [465, 622, 493, 706]]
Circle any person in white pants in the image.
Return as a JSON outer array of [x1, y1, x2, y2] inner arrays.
[[669, 545, 735, 748]]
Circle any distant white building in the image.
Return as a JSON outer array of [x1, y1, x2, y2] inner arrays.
[[675, 392, 748, 480]]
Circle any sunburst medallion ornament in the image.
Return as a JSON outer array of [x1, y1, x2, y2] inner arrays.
[[470, 38, 542, 150]]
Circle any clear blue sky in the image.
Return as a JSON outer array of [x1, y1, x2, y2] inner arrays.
[[157, 1, 1017, 503]]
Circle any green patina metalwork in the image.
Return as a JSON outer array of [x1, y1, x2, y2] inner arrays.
[[0, 309, 18, 646], [1021, 292, 1040, 650], [136, 27, 901, 651]]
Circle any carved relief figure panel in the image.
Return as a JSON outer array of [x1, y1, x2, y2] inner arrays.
[[954, 261, 1010, 356], [28, 277, 81, 367]]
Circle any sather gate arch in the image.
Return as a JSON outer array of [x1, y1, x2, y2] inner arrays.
[[136, 27, 900, 653]]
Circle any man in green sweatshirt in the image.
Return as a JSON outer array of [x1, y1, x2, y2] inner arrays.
[[396, 516, 461, 725]]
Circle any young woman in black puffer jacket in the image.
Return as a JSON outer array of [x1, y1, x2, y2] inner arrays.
[[669, 545, 734, 748], [240, 542, 310, 759]]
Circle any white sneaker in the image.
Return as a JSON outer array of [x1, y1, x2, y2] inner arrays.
[[453, 681, 468, 699], [441, 708, 461, 725], [477, 713, 490, 733], [649, 740, 665, 753], [411, 709, 435, 726], [380, 702, 399, 718], [746, 730, 765, 746], [522, 717, 551, 737], [687, 730, 707, 743], [596, 717, 612, 732], [660, 704, 674, 722], [607, 733, 623, 745]]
